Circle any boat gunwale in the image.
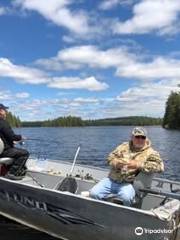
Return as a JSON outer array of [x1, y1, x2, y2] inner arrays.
[[27, 158, 109, 173]]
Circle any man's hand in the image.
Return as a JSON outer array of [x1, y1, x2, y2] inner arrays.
[[116, 162, 125, 170], [13, 136, 27, 145], [21, 136, 27, 140], [124, 160, 140, 170], [116, 160, 141, 170]]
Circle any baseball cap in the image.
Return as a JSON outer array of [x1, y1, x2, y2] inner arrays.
[[0, 103, 9, 110], [132, 127, 147, 137]]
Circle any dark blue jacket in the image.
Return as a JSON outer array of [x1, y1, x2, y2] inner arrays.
[[0, 118, 22, 150]]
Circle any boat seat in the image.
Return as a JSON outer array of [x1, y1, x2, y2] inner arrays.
[[54, 177, 78, 194], [132, 172, 154, 208], [0, 157, 14, 165]]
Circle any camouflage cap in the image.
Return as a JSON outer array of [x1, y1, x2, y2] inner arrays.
[[132, 127, 147, 137]]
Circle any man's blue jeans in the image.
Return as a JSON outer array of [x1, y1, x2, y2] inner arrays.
[[90, 177, 135, 206]]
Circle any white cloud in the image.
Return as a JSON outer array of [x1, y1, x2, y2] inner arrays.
[[57, 45, 129, 68], [116, 79, 180, 116], [36, 45, 136, 70], [117, 81, 178, 102], [99, 0, 121, 10], [14, 0, 90, 35], [0, 57, 107, 92], [53, 97, 102, 106], [116, 57, 180, 80], [62, 35, 76, 44], [100, 99, 164, 118], [0, 90, 12, 100], [0, 58, 48, 84], [73, 97, 100, 104], [15, 92, 30, 98], [36, 44, 180, 83], [0, 90, 30, 106], [0, 7, 6, 15], [11, 97, 104, 120], [59, 46, 180, 82], [48, 76, 109, 91], [5, 77, 179, 120], [113, 0, 180, 35], [99, 0, 133, 10], [1, 52, 179, 119]]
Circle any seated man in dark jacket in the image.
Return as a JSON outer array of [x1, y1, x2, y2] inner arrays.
[[0, 103, 29, 180]]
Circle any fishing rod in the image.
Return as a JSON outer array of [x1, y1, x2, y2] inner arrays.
[[15, 138, 61, 146], [70, 146, 81, 175], [25, 138, 60, 144]]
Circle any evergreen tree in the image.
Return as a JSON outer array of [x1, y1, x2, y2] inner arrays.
[[22, 115, 162, 127], [163, 91, 180, 129], [6, 112, 21, 127]]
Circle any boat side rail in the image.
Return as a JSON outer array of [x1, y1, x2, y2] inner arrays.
[[153, 178, 180, 194], [110, 173, 180, 207], [153, 177, 180, 186], [139, 188, 180, 200], [102, 187, 180, 210]]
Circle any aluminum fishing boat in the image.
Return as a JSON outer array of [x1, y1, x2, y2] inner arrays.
[[0, 155, 179, 240]]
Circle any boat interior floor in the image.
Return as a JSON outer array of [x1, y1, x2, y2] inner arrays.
[[13, 170, 179, 212]]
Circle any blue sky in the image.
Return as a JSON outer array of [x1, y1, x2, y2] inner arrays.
[[0, 0, 180, 121]]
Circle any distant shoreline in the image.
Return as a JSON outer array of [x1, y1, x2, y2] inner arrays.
[[17, 125, 162, 128], [21, 116, 162, 127]]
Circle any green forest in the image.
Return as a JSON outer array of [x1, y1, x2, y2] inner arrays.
[[7, 112, 21, 127], [22, 116, 84, 127], [21, 116, 162, 127], [163, 91, 180, 129], [84, 116, 162, 126]]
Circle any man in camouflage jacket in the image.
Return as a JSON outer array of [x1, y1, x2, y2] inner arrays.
[[90, 127, 164, 206]]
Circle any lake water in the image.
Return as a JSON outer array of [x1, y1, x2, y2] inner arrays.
[[16, 126, 180, 181]]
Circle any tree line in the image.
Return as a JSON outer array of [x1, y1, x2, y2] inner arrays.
[[6, 112, 21, 127], [84, 116, 162, 126], [21, 115, 162, 127], [22, 116, 84, 127]]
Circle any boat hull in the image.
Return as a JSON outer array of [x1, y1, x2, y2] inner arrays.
[[0, 177, 177, 240]]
